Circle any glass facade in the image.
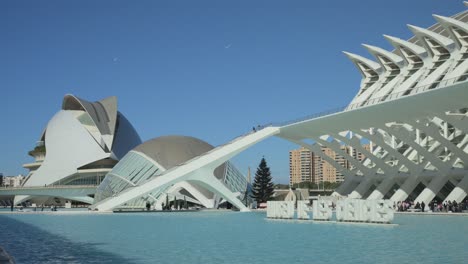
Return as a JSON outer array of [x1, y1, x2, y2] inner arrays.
[[95, 151, 251, 209], [94, 151, 162, 203], [223, 161, 251, 203]]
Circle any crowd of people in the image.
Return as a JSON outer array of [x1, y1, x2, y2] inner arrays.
[[395, 198, 468, 213]]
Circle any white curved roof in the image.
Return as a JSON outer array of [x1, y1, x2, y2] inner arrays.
[[62, 94, 117, 136], [362, 44, 405, 68]]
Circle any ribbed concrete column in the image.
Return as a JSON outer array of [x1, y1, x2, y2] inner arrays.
[[441, 114, 468, 133], [356, 130, 419, 173], [444, 175, 468, 202], [379, 125, 450, 172], [410, 119, 468, 164], [348, 177, 375, 199], [391, 176, 422, 202], [415, 175, 450, 204], [332, 132, 395, 174], [332, 178, 358, 196], [367, 177, 396, 200], [189, 171, 248, 212]]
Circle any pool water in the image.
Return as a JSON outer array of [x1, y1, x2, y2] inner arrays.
[[0, 211, 467, 264]]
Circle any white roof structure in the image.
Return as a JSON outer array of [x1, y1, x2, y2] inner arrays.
[[94, 135, 250, 210], [14, 95, 142, 205]]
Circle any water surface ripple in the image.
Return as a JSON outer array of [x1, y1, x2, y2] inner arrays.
[[0, 211, 466, 264]]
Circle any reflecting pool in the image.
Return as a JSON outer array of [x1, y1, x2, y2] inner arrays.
[[0, 211, 467, 264]]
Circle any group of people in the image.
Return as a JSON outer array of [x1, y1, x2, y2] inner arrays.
[[396, 201, 423, 212], [428, 199, 468, 213], [252, 125, 265, 133], [395, 199, 468, 213]]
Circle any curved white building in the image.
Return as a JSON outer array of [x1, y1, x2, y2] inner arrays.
[[278, 3, 468, 205], [94, 135, 250, 210], [16, 94, 142, 205]]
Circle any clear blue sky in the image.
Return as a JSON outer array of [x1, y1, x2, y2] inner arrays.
[[0, 0, 464, 183]]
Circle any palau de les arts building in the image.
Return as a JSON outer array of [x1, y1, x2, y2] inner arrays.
[[10, 3, 468, 211]]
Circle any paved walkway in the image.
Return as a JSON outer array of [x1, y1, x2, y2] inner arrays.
[[395, 211, 468, 216]]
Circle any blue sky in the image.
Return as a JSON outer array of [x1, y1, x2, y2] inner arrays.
[[0, 0, 464, 183]]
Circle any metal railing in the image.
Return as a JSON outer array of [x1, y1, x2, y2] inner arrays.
[[273, 106, 347, 127], [272, 74, 468, 127]]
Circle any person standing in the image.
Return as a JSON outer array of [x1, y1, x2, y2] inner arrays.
[[421, 201, 425, 212]]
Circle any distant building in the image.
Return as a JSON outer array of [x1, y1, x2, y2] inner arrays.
[[289, 147, 313, 186], [2, 175, 25, 187], [289, 144, 370, 187]]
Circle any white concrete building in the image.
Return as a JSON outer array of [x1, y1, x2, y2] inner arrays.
[[278, 4, 468, 205], [2, 175, 25, 187], [92, 3, 468, 211], [15, 94, 142, 205]]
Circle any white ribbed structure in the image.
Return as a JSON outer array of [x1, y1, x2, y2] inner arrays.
[[278, 4, 468, 205]]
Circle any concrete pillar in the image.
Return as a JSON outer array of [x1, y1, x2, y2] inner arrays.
[[367, 177, 396, 200], [332, 178, 356, 196], [390, 176, 422, 202], [189, 171, 249, 212], [415, 175, 450, 204], [348, 177, 374, 199], [444, 175, 468, 203]]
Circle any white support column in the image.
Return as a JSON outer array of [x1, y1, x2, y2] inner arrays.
[[415, 175, 450, 204], [379, 125, 450, 172], [348, 177, 375, 199], [391, 176, 423, 202], [332, 132, 395, 174], [356, 130, 419, 173], [156, 181, 214, 209], [381, 124, 460, 204], [444, 175, 468, 203], [356, 129, 422, 200], [367, 177, 396, 200], [410, 119, 468, 164], [187, 170, 248, 211], [332, 179, 357, 197], [442, 114, 468, 133]]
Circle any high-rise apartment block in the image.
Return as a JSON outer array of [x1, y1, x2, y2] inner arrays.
[[289, 144, 370, 186]]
